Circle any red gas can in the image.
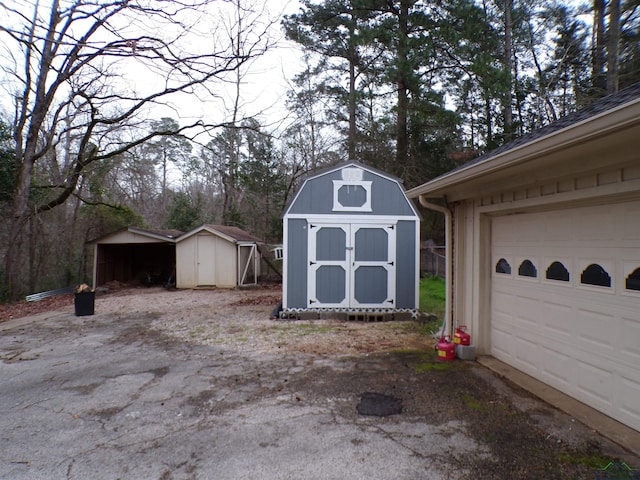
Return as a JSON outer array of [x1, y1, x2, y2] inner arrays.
[[437, 336, 456, 361], [454, 326, 471, 346]]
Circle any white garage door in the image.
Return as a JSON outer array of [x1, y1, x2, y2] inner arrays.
[[490, 201, 640, 432]]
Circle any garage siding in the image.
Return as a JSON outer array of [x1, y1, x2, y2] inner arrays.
[[490, 201, 640, 431]]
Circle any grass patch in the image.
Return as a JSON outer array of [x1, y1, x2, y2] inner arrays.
[[461, 393, 483, 410], [418, 321, 440, 337], [420, 275, 445, 315], [392, 348, 455, 372], [557, 452, 616, 470], [415, 361, 453, 372]]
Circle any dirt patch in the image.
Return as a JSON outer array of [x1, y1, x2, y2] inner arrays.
[[1, 294, 74, 322], [2, 286, 433, 356], [137, 287, 433, 355]]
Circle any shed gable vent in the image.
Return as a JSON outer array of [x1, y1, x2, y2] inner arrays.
[[342, 167, 364, 181]]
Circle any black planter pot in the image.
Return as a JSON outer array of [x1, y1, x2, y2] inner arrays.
[[74, 291, 95, 316]]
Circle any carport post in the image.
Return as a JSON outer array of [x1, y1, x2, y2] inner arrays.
[[92, 243, 98, 290]]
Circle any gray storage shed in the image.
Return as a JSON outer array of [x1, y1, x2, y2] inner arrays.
[[282, 162, 420, 317]]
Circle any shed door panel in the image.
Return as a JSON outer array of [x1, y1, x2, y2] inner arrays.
[[308, 225, 349, 307], [490, 202, 640, 432], [196, 234, 217, 286], [351, 226, 395, 307], [308, 223, 395, 308]]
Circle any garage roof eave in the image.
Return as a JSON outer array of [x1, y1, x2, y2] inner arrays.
[[406, 92, 640, 202]]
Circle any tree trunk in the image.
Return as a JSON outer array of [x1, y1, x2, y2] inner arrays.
[[592, 0, 606, 93], [502, 0, 514, 142], [395, 0, 409, 167], [348, 54, 357, 161], [606, 0, 620, 94]]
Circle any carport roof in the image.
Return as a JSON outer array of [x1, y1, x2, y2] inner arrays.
[[89, 226, 183, 244]]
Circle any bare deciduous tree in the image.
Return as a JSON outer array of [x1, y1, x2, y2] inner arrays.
[[0, 0, 276, 298]]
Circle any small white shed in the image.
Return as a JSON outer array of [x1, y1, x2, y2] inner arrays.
[[175, 224, 262, 288]]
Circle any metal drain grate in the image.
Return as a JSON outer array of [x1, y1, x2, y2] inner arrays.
[[356, 392, 403, 417]]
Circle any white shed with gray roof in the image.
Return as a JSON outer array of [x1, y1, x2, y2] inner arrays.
[[281, 162, 420, 317]]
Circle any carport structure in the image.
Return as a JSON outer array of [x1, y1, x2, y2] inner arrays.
[[90, 227, 181, 288], [89, 224, 263, 289]]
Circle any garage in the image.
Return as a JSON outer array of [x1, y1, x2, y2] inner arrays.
[[406, 82, 640, 433], [490, 202, 640, 431]]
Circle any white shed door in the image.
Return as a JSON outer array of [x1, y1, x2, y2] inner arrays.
[[196, 234, 217, 286], [490, 201, 640, 432], [307, 223, 396, 308]]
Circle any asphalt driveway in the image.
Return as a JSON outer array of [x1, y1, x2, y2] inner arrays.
[[1, 297, 638, 479]]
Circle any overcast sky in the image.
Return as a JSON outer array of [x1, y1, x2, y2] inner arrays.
[[164, 0, 304, 133]]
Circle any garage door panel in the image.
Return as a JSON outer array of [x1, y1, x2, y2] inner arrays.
[[621, 316, 640, 361], [540, 346, 572, 388], [544, 212, 574, 241], [575, 360, 615, 407], [623, 203, 640, 240], [491, 202, 640, 432], [512, 294, 540, 327], [575, 308, 616, 350], [578, 209, 616, 241], [540, 301, 572, 337], [491, 327, 514, 360], [621, 378, 640, 426], [512, 336, 539, 373]]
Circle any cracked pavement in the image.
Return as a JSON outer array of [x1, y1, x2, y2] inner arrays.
[[1, 299, 637, 479]]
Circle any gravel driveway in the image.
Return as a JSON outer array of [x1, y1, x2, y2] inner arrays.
[[0, 287, 637, 479]]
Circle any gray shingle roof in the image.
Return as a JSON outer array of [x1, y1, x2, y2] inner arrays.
[[202, 224, 263, 243]]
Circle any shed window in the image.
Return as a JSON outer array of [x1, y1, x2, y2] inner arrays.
[[518, 260, 537, 278], [626, 268, 640, 291], [546, 261, 570, 282], [580, 263, 611, 287], [337, 184, 367, 208], [332, 180, 372, 212], [495, 258, 511, 274]]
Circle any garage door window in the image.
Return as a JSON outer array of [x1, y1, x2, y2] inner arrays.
[[495, 258, 511, 274], [626, 267, 640, 291], [580, 263, 611, 287], [518, 259, 537, 278], [546, 261, 570, 282]]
